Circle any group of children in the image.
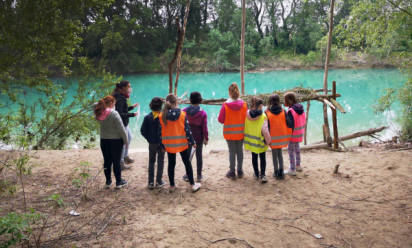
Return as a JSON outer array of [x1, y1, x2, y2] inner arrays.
[[94, 81, 305, 192]]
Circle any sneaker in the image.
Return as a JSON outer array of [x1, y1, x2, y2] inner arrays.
[[296, 166, 303, 172], [115, 179, 128, 189], [148, 182, 155, 190], [124, 156, 135, 164], [285, 170, 297, 176], [120, 162, 131, 170], [156, 180, 166, 188], [192, 183, 201, 192], [226, 171, 236, 180], [279, 169, 285, 180], [169, 186, 176, 193], [260, 175, 268, 184], [237, 170, 244, 178], [254, 174, 259, 180], [196, 176, 203, 183], [182, 174, 189, 182], [105, 182, 111, 189], [272, 170, 278, 178]]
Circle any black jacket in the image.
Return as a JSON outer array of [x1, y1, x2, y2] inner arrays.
[[140, 112, 162, 144], [113, 92, 135, 127]]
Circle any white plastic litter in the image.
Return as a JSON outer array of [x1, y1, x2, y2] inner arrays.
[[69, 210, 80, 216], [314, 233, 323, 239]]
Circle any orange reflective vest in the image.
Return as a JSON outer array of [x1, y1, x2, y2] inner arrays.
[[266, 110, 292, 149], [159, 111, 188, 153], [223, 102, 247, 140]]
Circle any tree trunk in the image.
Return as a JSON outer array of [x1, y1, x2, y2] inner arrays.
[[332, 81, 339, 149], [322, 0, 335, 146], [240, 0, 246, 96], [174, 0, 191, 96]]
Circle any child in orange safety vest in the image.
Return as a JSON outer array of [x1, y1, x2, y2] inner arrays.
[[218, 83, 247, 180], [265, 94, 293, 180], [159, 94, 201, 192]]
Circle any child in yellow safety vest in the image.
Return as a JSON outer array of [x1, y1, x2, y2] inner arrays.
[[244, 97, 271, 183], [159, 94, 201, 193], [265, 94, 293, 180]]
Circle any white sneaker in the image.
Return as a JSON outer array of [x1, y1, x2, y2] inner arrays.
[[192, 183, 201, 192], [285, 170, 297, 176]]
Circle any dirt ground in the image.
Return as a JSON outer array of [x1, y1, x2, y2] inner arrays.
[[1, 146, 411, 248]]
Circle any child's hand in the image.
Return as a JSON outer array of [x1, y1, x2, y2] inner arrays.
[[203, 139, 208, 145], [133, 103, 139, 108], [193, 143, 197, 149], [134, 112, 139, 117]]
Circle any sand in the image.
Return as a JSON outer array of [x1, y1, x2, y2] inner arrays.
[[0, 146, 411, 248]]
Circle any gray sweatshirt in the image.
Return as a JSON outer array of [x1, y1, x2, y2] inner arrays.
[[98, 110, 128, 144]]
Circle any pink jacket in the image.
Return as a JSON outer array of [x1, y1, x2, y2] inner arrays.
[[218, 99, 245, 124]]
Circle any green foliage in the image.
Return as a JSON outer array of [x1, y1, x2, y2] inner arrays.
[[72, 161, 92, 201], [335, 0, 412, 57], [47, 194, 65, 209], [0, 211, 41, 248]]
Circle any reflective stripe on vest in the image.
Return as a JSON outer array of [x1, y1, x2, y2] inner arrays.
[[266, 110, 292, 149], [223, 102, 247, 140], [289, 108, 306, 143], [159, 111, 189, 153], [244, 114, 268, 153]]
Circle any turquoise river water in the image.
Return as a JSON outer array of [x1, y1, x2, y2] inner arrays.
[[123, 68, 406, 149]]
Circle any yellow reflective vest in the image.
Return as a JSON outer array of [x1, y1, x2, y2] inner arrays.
[[244, 113, 268, 153]]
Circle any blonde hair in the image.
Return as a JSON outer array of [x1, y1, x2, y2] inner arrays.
[[95, 95, 115, 118], [162, 94, 177, 125], [229, 82, 240, 99]]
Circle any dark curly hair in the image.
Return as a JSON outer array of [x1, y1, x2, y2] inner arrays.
[[190, 91, 202, 104], [149, 97, 163, 111]]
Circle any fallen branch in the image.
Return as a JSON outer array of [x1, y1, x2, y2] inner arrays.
[[301, 126, 387, 150], [212, 237, 254, 248]]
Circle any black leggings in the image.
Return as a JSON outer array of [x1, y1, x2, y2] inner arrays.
[[167, 149, 195, 186], [252, 152, 266, 177], [100, 139, 124, 184], [188, 144, 203, 177]]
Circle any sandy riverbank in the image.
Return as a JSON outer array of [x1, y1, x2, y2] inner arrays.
[[0, 146, 411, 247]]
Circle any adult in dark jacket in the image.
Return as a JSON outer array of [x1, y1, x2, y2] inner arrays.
[[112, 80, 139, 169], [140, 97, 165, 189]]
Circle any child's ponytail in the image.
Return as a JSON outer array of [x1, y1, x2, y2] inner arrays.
[[94, 95, 115, 119], [162, 94, 177, 125]]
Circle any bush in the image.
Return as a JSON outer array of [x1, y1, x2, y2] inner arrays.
[[0, 211, 41, 248]]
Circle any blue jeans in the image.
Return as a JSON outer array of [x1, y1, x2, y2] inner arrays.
[[121, 126, 132, 163]]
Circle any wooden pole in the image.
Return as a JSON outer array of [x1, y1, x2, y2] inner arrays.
[[322, 0, 335, 146], [304, 100, 310, 145], [174, 0, 191, 96], [240, 0, 246, 95], [332, 81, 339, 149]]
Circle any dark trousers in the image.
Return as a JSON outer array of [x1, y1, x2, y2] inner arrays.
[[252, 152, 266, 177], [148, 143, 165, 184], [188, 143, 203, 178], [272, 148, 284, 171], [100, 139, 123, 184], [167, 149, 195, 187]]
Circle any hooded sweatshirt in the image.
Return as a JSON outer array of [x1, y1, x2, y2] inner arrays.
[[287, 103, 305, 129], [183, 105, 209, 143], [246, 109, 271, 146], [218, 98, 245, 124], [140, 111, 162, 144], [97, 109, 128, 144], [159, 108, 195, 146]]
